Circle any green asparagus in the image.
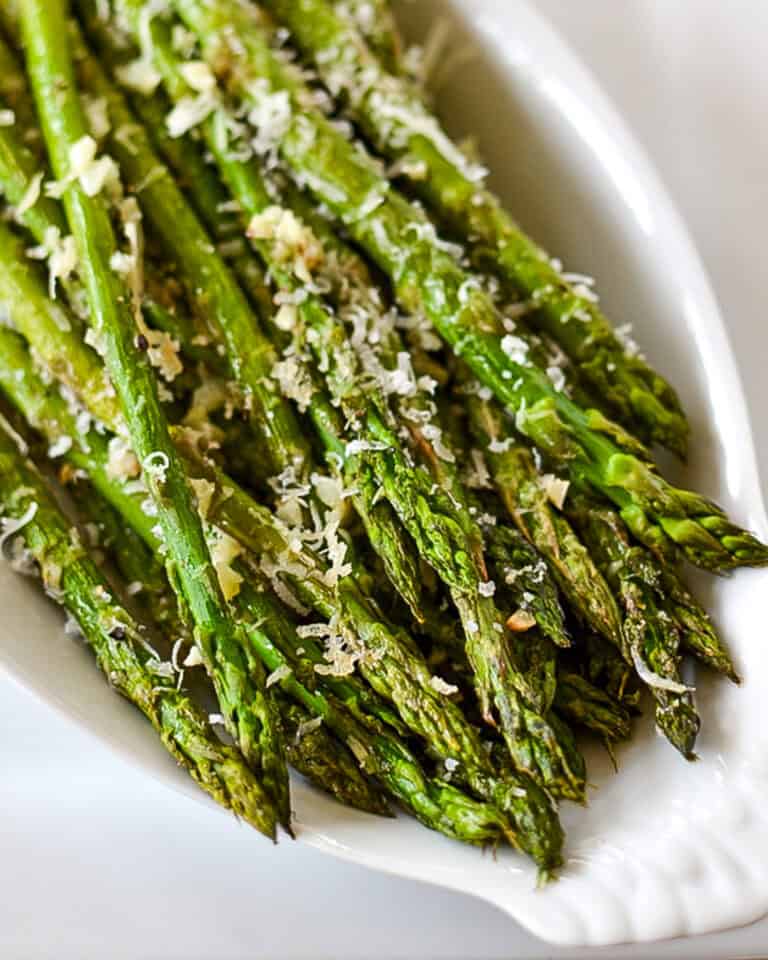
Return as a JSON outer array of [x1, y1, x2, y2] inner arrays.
[[0, 424, 278, 838], [464, 383, 624, 645], [18, 0, 290, 831], [163, 0, 768, 572], [111, 3, 573, 760], [566, 492, 700, 758], [260, 0, 689, 455]]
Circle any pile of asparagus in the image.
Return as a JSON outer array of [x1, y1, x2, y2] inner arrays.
[[0, 0, 765, 877]]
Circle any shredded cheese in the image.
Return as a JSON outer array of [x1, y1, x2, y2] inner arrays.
[[189, 477, 216, 520], [0, 502, 38, 554], [266, 663, 292, 688], [46, 136, 120, 199], [208, 528, 244, 601], [26, 227, 79, 299], [15, 172, 44, 218], [116, 57, 162, 95], [540, 474, 570, 510], [430, 675, 459, 696], [106, 436, 140, 481]]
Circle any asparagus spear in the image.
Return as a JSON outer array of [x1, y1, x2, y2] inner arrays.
[[259, 0, 688, 455], [67, 18, 311, 481], [577, 633, 642, 711], [0, 218, 120, 429], [18, 0, 289, 831], [565, 492, 700, 759], [66, 467, 393, 816], [71, 2, 428, 623], [334, 0, 403, 74], [163, 0, 767, 572], [0, 424, 278, 839], [554, 672, 633, 745], [464, 383, 624, 646], [238, 580, 564, 867], [0, 322, 582, 826], [662, 570, 739, 682], [280, 696, 394, 816], [109, 6, 568, 753], [67, 474, 187, 639], [0, 72, 69, 248]]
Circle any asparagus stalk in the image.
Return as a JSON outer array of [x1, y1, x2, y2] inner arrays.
[[662, 570, 739, 682], [67, 475, 187, 639], [72, 2, 428, 622], [163, 0, 768, 572], [0, 26, 41, 145], [0, 325, 581, 832], [259, 0, 688, 455], [565, 492, 700, 759], [578, 633, 642, 711], [1, 330, 564, 865], [238, 580, 564, 867], [67, 18, 311, 480], [277, 696, 393, 816], [554, 672, 633, 745], [18, 0, 289, 831], [67, 468, 393, 816], [0, 80, 69, 248], [334, 0, 403, 74], [464, 384, 625, 646], [0, 218, 120, 429], [111, 6, 567, 753], [0, 424, 278, 839]]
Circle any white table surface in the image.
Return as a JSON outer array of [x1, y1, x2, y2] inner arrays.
[[2, 2, 768, 958]]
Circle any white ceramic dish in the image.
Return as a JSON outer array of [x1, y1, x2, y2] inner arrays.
[[1, 0, 767, 949]]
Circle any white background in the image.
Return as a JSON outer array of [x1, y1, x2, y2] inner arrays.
[[2, 2, 768, 957]]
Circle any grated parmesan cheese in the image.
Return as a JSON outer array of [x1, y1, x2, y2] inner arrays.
[[82, 95, 110, 140], [47, 136, 120, 199], [488, 437, 513, 454], [272, 356, 314, 412], [183, 646, 204, 668], [48, 435, 73, 459], [501, 334, 530, 366], [430, 675, 459, 696], [208, 527, 244, 601], [247, 81, 292, 158], [295, 715, 323, 743], [15, 171, 44, 218], [167, 93, 217, 138], [0, 502, 38, 554], [540, 473, 570, 510], [266, 663, 292, 688], [116, 57, 162, 95], [189, 477, 216, 520], [179, 61, 216, 93], [106, 436, 140, 481], [143, 327, 183, 382], [26, 227, 79, 300], [247, 206, 324, 283]]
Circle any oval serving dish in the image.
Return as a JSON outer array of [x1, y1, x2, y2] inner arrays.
[[1, 0, 767, 947]]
